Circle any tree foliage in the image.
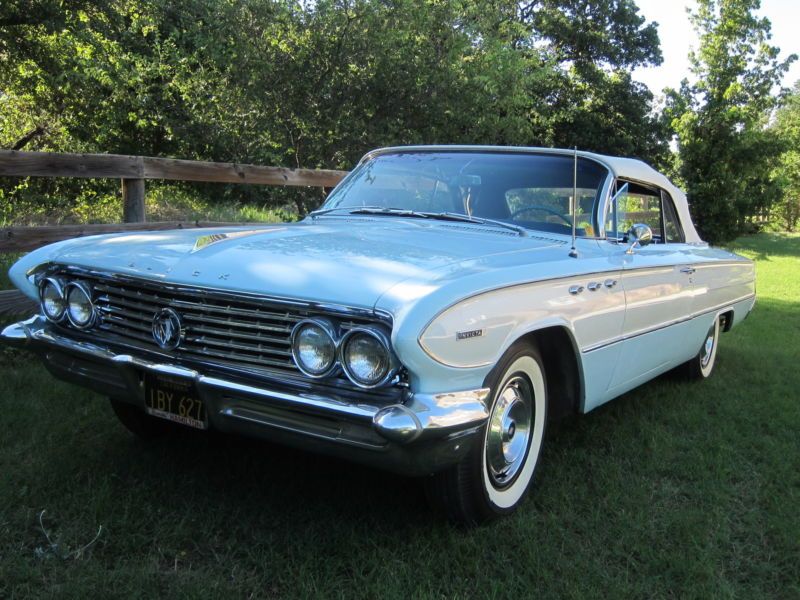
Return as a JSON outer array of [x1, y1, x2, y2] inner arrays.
[[2, 0, 796, 235], [666, 0, 796, 243], [772, 81, 800, 231], [0, 0, 667, 220]]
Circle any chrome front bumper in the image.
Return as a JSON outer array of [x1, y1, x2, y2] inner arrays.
[[2, 316, 491, 476]]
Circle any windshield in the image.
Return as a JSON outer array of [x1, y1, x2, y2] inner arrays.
[[321, 152, 609, 237]]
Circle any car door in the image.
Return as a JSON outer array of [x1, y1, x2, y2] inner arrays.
[[604, 181, 696, 395]]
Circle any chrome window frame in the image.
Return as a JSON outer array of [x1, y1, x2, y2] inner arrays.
[[600, 177, 688, 245]]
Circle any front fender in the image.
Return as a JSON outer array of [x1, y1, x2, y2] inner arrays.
[[391, 282, 587, 396], [418, 289, 578, 370], [7, 237, 100, 300]]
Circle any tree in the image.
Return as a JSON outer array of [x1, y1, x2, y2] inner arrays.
[[666, 0, 795, 243], [0, 0, 669, 220], [772, 81, 800, 231]]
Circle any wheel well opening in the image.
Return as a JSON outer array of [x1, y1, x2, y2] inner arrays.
[[720, 309, 734, 332], [523, 327, 582, 420]]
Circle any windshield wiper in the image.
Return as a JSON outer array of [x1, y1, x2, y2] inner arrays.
[[422, 212, 528, 237], [309, 207, 528, 236], [348, 207, 431, 219], [308, 206, 423, 218], [307, 206, 360, 218]]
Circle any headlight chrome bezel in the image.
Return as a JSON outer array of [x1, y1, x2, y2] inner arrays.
[[290, 318, 399, 388], [39, 277, 67, 323], [64, 280, 96, 329], [339, 326, 399, 389], [290, 318, 340, 379]]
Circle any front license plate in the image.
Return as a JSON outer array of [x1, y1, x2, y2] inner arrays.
[[144, 372, 207, 430]]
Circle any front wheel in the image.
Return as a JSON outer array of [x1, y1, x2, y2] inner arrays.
[[425, 341, 548, 525]]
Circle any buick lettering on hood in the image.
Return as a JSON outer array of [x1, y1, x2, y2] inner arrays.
[[2, 147, 755, 524]]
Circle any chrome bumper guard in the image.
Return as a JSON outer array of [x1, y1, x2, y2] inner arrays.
[[2, 316, 491, 475]]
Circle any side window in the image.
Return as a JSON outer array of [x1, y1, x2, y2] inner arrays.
[[605, 181, 663, 241], [661, 191, 685, 243]]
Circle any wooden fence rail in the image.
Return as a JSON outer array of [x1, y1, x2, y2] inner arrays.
[[0, 149, 349, 226], [0, 150, 347, 186], [0, 290, 37, 320], [0, 149, 350, 318]]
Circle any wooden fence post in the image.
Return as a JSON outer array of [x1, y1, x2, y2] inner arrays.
[[122, 178, 145, 223]]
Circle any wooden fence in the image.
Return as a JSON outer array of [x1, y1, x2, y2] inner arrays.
[[0, 149, 349, 318]]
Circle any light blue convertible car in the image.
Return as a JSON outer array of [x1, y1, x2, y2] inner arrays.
[[2, 146, 755, 523]]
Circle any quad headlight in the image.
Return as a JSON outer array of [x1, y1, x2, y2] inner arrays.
[[64, 281, 96, 329], [39, 277, 66, 322], [291, 318, 339, 378], [290, 319, 399, 387], [339, 327, 398, 388]]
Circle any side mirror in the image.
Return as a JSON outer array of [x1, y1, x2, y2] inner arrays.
[[625, 223, 653, 254]]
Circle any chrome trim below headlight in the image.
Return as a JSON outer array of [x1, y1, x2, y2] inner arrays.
[[339, 325, 399, 389]]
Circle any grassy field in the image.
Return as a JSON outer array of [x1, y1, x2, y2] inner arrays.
[[0, 233, 798, 599]]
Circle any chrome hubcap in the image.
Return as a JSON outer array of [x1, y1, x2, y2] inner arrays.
[[486, 375, 533, 488], [700, 327, 716, 367]]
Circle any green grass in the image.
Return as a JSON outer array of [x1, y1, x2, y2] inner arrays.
[[1, 233, 798, 599]]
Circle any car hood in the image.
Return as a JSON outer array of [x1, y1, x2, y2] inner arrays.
[[14, 218, 565, 309]]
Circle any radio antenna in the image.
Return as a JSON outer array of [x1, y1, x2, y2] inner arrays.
[[569, 147, 578, 258]]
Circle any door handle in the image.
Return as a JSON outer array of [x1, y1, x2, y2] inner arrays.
[[680, 267, 696, 275]]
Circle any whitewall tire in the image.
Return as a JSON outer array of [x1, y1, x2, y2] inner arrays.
[[425, 341, 548, 525]]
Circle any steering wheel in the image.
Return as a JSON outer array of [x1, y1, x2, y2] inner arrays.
[[509, 205, 572, 226]]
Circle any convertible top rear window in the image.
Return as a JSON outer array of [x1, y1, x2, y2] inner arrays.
[[324, 152, 609, 237]]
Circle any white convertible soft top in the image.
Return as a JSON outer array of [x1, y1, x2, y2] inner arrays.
[[364, 146, 703, 244], [580, 151, 702, 244]]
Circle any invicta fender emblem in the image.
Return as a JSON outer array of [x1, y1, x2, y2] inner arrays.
[[456, 329, 483, 341]]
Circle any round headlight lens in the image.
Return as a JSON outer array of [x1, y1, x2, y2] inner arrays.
[[341, 329, 394, 388], [40, 278, 66, 322], [65, 282, 95, 328], [291, 320, 337, 377]]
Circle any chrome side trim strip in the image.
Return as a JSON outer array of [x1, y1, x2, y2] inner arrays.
[[417, 259, 753, 354], [581, 293, 755, 353]]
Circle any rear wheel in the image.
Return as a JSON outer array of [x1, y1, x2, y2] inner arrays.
[[109, 398, 171, 439], [681, 316, 721, 380], [425, 341, 548, 525]]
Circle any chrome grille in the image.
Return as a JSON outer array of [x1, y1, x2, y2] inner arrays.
[[50, 268, 396, 392]]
